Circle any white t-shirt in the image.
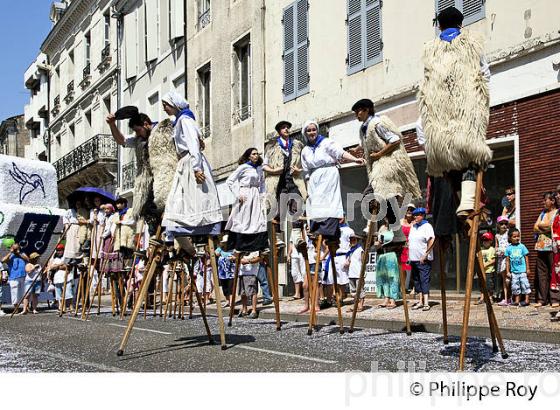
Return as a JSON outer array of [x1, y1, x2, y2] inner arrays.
[[51, 257, 68, 284], [239, 251, 260, 276], [408, 222, 435, 262], [348, 247, 364, 279]]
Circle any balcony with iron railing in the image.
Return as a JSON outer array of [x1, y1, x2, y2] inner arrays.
[[121, 160, 136, 192], [53, 134, 117, 181], [200, 125, 211, 139], [64, 80, 74, 104], [52, 95, 61, 116], [232, 105, 252, 125], [80, 62, 92, 89], [197, 9, 211, 30], [98, 44, 112, 73]]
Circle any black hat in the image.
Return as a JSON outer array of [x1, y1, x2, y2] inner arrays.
[[114, 106, 140, 120], [274, 120, 292, 133], [115, 197, 128, 205], [437, 6, 464, 29], [351, 99, 374, 112]]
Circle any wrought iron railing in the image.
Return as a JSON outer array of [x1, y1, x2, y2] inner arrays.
[[83, 63, 91, 78], [200, 125, 211, 139], [54, 95, 60, 107], [121, 160, 136, 192], [198, 9, 211, 30], [101, 43, 110, 59], [67, 80, 74, 94], [232, 105, 251, 125], [53, 134, 117, 181]]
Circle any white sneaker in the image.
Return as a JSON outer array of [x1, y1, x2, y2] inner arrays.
[[0, 310, 7, 317]]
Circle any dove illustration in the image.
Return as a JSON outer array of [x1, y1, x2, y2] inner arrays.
[[8, 162, 46, 204]]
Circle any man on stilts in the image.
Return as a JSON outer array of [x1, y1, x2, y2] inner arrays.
[[417, 6, 507, 369]]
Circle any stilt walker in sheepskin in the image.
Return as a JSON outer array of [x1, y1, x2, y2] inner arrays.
[[416, 7, 507, 371]]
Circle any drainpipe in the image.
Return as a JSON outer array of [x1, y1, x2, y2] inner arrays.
[[114, 7, 124, 191], [260, 0, 267, 143], [183, 0, 188, 98], [46, 55, 52, 163]]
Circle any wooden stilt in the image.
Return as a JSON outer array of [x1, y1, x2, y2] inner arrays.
[[350, 218, 376, 333], [79, 221, 99, 318], [158, 271, 164, 317], [185, 257, 214, 343], [307, 234, 323, 335], [188, 259, 194, 319], [207, 236, 227, 349], [459, 171, 483, 371], [397, 247, 412, 336], [179, 267, 186, 320], [264, 254, 281, 330], [163, 262, 176, 321], [228, 252, 242, 327], [202, 255, 208, 309], [119, 221, 145, 320], [437, 237, 449, 344], [327, 242, 344, 334], [110, 275, 117, 316]]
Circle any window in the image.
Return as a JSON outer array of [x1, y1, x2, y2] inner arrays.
[[104, 13, 110, 46], [172, 74, 185, 93], [197, 0, 210, 31], [435, 0, 485, 26], [282, 0, 309, 102], [148, 92, 160, 122], [124, 10, 138, 79], [232, 35, 251, 124], [85, 32, 91, 65], [197, 64, 211, 137], [347, 0, 382, 75]]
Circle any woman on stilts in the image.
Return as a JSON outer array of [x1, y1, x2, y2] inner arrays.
[[300, 120, 365, 331]]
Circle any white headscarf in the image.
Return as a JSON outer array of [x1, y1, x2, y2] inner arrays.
[[301, 120, 319, 138], [162, 91, 189, 110]]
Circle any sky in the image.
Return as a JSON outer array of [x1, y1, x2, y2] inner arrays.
[[0, 0, 52, 121]]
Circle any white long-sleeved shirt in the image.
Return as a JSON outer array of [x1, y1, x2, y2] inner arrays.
[[301, 138, 344, 174], [174, 115, 203, 172], [226, 163, 265, 196]]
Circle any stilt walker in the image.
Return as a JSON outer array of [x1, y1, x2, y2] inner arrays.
[[224, 147, 278, 329], [300, 119, 365, 335], [417, 6, 507, 370], [120, 221, 145, 319]]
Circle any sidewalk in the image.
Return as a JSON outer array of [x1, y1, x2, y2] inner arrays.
[[206, 294, 560, 345]]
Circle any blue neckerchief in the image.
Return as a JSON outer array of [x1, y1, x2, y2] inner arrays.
[[340, 223, 349, 228], [440, 28, 461, 43], [307, 135, 325, 152], [245, 161, 259, 169], [360, 116, 374, 136], [173, 108, 196, 126], [118, 207, 128, 218], [277, 136, 293, 152], [151, 121, 159, 127], [346, 243, 362, 258], [414, 220, 428, 228]]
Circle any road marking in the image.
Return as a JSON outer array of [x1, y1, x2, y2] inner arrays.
[[108, 323, 172, 335], [237, 345, 337, 364], [19, 346, 125, 372]]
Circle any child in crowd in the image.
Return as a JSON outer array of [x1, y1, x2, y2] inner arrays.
[[375, 227, 401, 309], [238, 251, 260, 318], [196, 254, 214, 305], [48, 244, 74, 313], [346, 233, 365, 312], [288, 237, 305, 299], [505, 228, 531, 307], [216, 238, 235, 308], [495, 216, 510, 305], [0, 268, 8, 316], [23, 252, 42, 314], [478, 232, 496, 304]]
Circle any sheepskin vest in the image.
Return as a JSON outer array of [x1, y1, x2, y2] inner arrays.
[[417, 32, 492, 177], [131, 119, 177, 219], [264, 138, 307, 201], [110, 209, 135, 250], [362, 116, 421, 200]]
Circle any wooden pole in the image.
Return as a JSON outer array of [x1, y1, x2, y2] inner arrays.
[[186, 257, 214, 343], [459, 171, 483, 371], [228, 252, 242, 327], [79, 219, 98, 317], [268, 223, 282, 330], [307, 234, 323, 335], [120, 221, 145, 320], [207, 236, 227, 349], [437, 237, 449, 344], [163, 262, 176, 321], [349, 219, 376, 333], [327, 242, 344, 334], [455, 233, 461, 292], [188, 259, 194, 319]]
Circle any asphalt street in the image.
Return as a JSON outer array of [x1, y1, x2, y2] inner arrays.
[[1, 307, 559, 372]]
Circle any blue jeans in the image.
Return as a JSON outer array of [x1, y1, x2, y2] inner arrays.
[[411, 261, 432, 295], [256, 263, 272, 302]]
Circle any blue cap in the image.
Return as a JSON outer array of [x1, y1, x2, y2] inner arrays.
[[412, 207, 427, 216]]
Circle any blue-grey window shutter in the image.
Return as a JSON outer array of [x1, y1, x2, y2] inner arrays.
[[364, 0, 382, 68], [347, 0, 363, 75], [461, 0, 485, 26], [435, 0, 485, 26], [283, 4, 296, 102], [295, 0, 309, 95]]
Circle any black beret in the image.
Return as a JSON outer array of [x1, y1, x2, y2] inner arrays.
[[274, 120, 292, 133], [351, 98, 374, 112], [437, 6, 464, 28], [114, 105, 140, 120]]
